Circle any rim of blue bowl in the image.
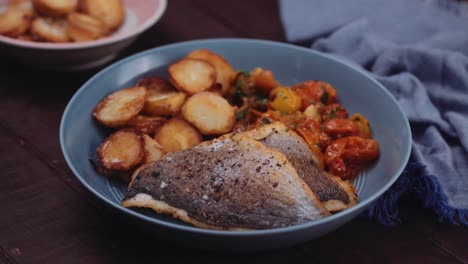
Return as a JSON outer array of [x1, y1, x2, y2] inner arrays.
[[60, 38, 412, 237]]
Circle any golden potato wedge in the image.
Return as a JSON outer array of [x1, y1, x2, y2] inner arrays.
[[10, 0, 35, 17], [142, 134, 165, 164], [186, 49, 235, 95], [168, 58, 216, 95], [67, 12, 106, 41], [0, 7, 30, 37], [93, 86, 147, 128], [31, 17, 69, 42], [182, 92, 235, 135], [137, 77, 173, 93], [33, 0, 78, 17], [97, 129, 144, 171], [124, 115, 166, 135], [154, 118, 202, 153], [137, 77, 187, 116], [81, 0, 124, 31], [144, 91, 186, 116]]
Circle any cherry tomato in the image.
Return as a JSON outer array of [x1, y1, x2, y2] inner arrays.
[[251, 68, 279, 95], [320, 103, 348, 122], [324, 119, 360, 139], [296, 118, 331, 151], [325, 136, 380, 179], [293, 81, 337, 110]]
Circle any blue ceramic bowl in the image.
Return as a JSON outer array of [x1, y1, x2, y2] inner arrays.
[[60, 39, 411, 251]]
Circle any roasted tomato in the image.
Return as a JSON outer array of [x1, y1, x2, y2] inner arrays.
[[325, 136, 380, 179], [296, 118, 331, 151], [251, 68, 279, 95], [292, 80, 337, 110], [350, 113, 372, 138], [320, 103, 348, 122], [324, 119, 360, 139]]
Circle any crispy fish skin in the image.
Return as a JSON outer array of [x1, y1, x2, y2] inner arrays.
[[233, 123, 357, 212], [123, 137, 329, 230]]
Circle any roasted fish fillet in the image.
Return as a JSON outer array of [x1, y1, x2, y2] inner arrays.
[[123, 136, 329, 230], [232, 123, 357, 212]]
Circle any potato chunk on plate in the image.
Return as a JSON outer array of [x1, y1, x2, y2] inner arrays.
[[182, 92, 235, 135], [137, 77, 186, 116], [97, 129, 144, 171], [186, 49, 235, 95], [168, 58, 216, 95], [154, 118, 202, 153], [142, 134, 165, 164], [93, 86, 147, 128]]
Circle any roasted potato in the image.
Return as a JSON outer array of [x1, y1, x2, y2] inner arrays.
[[182, 91, 235, 135], [0, 7, 30, 37], [97, 129, 144, 171], [93, 86, 147, 128], [186, 49, 235, 95], [124, 115, 166, 135], [137, 77, 173, 93], [137, 77, 187, 116], [33, 0, 78, 17], [142, 134, 165, 164], [168, 58, 216, 95], [31, 17, 69, 42], [9, 0, 35, 17], [154, 118, 202, 153], [67, 12, 106, 41], [80, 0, 124, 31]]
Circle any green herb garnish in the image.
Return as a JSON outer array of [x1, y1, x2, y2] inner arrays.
[[329, 109, 336, 119], [236, 107, 250, 121], [152, 171, 160, 178], [320, 85, 329, 104]]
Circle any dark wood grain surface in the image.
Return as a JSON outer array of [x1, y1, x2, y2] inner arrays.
[[1, 1, 467, 263]]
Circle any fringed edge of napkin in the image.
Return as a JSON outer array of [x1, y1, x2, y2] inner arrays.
[[362, 162, 468, 226]]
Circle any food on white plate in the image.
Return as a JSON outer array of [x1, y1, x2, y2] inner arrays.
[[33, 0, 78, 17], [186, 49, 235, 94], [80, 0, 125, 32], [30, 17, 69, 42], [90, 49, 380, 229], [122, 136, 329, 230], [66, 12, 106, 41], [93, 86, 147, 128], [0, 0, 125, 42], [153, 118, 202, 153], [97, 129, 144, 171], [0, 7, 30, 37], [137, 77, 187, 116], [182, 91, 235, 135], [168, 58, 216, 95]]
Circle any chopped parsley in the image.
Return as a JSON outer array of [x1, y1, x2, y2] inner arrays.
[[236, 107, 250, 121], [329, 108, 336, 119], [320, 85, 329, 104]]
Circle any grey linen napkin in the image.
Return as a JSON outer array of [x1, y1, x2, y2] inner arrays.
[[279, 0, 468, 225]]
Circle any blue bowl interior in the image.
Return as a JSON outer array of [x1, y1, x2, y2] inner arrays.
[[60, 39, 411, 236]]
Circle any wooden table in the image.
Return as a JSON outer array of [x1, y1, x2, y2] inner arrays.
[[1, 1, 467, 263]]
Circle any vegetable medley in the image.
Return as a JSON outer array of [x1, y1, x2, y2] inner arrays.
[[91, 49, 379, 182]]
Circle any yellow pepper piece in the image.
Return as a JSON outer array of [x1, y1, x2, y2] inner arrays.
[[350, 113, 372, 138], [270, 87, 302, 114]]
